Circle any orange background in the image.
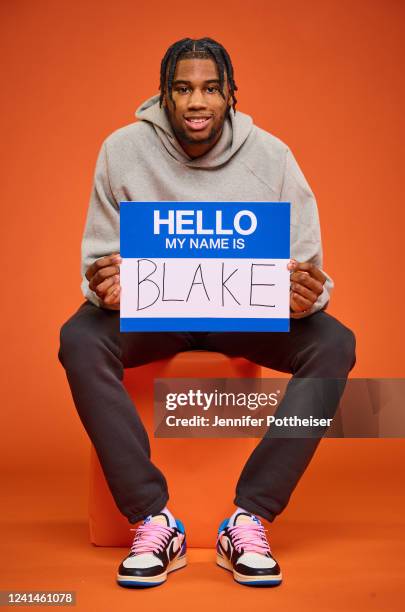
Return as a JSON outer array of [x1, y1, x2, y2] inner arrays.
[[1, 0, 404, 610]]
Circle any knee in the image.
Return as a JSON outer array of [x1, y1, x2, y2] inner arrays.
[[58, 320, 80, 367], [318, 322, 356, 372], [295, 318, 356, 376], [58, 319, 98, 369], [58, 313, 121, 371], [342, 326, 356, 370]]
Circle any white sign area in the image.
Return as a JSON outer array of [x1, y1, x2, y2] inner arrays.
[[120, 258, 290, 319]]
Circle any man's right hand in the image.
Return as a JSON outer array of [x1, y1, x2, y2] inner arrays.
[[85, 253, 122, 310]]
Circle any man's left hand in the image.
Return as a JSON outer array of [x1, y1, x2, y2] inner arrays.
[[288, 259, 327, 314]]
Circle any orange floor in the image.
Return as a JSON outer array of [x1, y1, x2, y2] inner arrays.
[[2, 441, 405, 611]]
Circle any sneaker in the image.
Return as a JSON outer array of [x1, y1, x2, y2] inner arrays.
[[216, 511, 282, 586], [116, 513, 187, 588]]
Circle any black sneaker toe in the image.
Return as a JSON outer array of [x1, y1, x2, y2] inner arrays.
[[117, 562, 165, 578], [234, 561, 281, 577]]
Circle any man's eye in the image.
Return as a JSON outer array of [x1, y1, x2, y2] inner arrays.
[[175, 87, 190, 94], [207, 86, 219, 93]]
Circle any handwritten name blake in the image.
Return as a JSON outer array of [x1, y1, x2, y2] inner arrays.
[[134, 259, 276, 311]]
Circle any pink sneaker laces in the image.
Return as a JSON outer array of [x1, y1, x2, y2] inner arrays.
[[129, 523, 175, 555], [222, 522, 271, 555]]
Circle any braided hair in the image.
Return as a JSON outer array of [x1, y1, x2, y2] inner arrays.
[[159, 38, 238, 111]]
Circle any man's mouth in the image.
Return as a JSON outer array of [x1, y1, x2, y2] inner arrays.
[[184, 116, 212, 131]]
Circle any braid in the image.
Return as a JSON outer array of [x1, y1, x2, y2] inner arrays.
[[159, 37, 238, 111]]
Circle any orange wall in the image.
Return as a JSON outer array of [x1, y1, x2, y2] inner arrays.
[[1, 0, 404, 475]]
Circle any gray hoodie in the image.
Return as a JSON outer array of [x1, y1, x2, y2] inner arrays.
[[81, 94, 333, 318]]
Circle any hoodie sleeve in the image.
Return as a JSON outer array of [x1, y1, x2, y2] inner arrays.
[[280, 147, 333, 319], [80, 141, 120, 307]]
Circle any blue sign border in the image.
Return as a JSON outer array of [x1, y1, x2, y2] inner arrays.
[[120, 201, 290, 332]]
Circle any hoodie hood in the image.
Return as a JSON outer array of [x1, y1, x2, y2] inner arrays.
[[135, 94, 253, 169]]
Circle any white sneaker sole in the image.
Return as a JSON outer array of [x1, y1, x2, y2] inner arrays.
[[217, 553, 282, 586], [117, 554, 187, 588]]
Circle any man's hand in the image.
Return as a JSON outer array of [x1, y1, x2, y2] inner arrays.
[[287, 259, 326, 314], [85, 253, 122, 310]]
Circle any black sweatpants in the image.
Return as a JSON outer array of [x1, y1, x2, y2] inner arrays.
[[58, 300, 356, 524]]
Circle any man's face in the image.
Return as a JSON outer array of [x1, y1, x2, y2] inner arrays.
[[163, 58, 231, 158]]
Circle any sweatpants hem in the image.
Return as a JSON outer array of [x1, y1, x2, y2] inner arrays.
[[234, 496, 277, 523], [127, 491, 169, 524]]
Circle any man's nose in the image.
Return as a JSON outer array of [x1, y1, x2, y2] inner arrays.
[[188, 88, 207, 109]]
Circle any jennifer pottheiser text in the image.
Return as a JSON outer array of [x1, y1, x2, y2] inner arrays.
[[164, 415, 333, 428]]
